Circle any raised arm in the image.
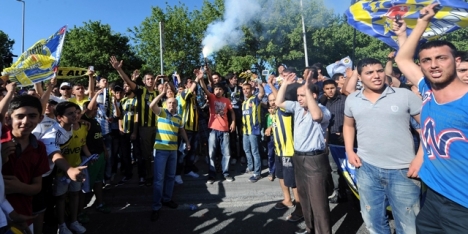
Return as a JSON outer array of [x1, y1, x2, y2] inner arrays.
[[110, 56, 137, 91], [343, 68, 358, 95], [267, 75, 278, 98], [85, 88, 103, 116], [275, 73, 295, 109], [40, 76, 56, 115], [196, 70, 211, 96], [256, 80, 265, 100], [385, 51, 396, 76], [86, 69, 95, 97], [394, 5, 438, 86], [305, 78, 323, 122], [149, 83, 167, 115], [0, 82, 16, 117]]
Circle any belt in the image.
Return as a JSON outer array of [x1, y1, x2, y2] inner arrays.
[[294, 150, 325, 156]]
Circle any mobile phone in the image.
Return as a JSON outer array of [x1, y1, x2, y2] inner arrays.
[[89, 66, 94, 71]]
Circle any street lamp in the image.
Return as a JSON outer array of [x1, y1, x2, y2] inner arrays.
[[17, 0, 25, 53]]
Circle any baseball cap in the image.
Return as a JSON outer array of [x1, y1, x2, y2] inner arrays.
[[60, 82, 71, 89]]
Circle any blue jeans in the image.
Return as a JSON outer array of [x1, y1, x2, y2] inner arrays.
[[356, 160, 421, 234], [243, 134, 261, 175], [208, 130, 231, 178], [152, 149, 177, 211]]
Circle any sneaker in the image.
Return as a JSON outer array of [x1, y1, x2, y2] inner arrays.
[[58, 223, 72, 234], [185, 171, 199, 178], [224, 176, 234, 182], [286, 213, 304, 222], [175, 175, 184, 184], [151, 210, 160, 221], [96, 203, 111, 214], [206, 177, 215, 184], [69, 221, 86, 234], [230, 158, 237, 165], [249, 175, 261, 183], [274, 202, 295, 210], [138, 177, 145, 186], [162, 200, 179, 209]]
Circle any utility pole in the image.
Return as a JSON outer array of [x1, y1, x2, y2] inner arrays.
[[17, 0, 26, 53], [300, 0, 309, 67]]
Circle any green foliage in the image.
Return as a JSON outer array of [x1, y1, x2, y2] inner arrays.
[[0, 31, 15, 69], [60, 21, 142, 84]]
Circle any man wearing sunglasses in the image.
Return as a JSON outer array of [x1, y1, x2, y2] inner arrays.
[[59, 82, 72, 101]]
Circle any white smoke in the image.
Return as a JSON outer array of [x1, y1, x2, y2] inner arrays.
[[202, 0, 261, 57]]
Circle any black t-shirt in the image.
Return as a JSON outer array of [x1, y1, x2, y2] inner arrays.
[[225, 85, 244, 109], [81, 114, 105, 154]]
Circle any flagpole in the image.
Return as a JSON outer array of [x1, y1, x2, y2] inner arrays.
[[351, 0, 357, 63], [159, 21, 164, 75], [300, 0, 309, 67]]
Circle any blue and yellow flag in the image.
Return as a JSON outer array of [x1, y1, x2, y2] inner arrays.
[[346, 0, 468, 50], [1, 26, 67, 86]]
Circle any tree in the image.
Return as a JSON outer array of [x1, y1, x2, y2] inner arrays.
[[60, 21, 142, 84], [0, 31, 15, 70]]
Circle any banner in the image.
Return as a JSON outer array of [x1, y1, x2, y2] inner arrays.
[[346, 0, 468, 50], [326, 56, 353, 78], [329, 144, 359, 198], [56, 67, 89, 79], [1, 26, 67, 86]]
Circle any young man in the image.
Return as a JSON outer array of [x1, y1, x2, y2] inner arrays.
[[197, 70, 236, 184], [149, 84, 190, 221], [276, 69, 332, 234], [111, 56, 158, 186], [395, 4, 468, 233], [225, 73, 245, 165], [343, 58, 422, 234], [2, 95, 50, 232], [68, 70, 95, 109], [54, 102, 88, 234], [241, 81, 265, 182], [457, 51, 468, 84]]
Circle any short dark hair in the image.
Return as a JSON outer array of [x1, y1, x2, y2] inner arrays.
[[331, 73, 343, 81], [323, 79, 337, 87], [183, 78, 192, 86], [213, 83, 224, 90], [55, 101, 80, 117], [212, 72, 221, 78], [177, 84, 185, 88], [457, 51, 468, 62], [225, 73, 236, 80], [419, 40, 457, 57], [8, 95, 43, 115], [305, 67, 319, 79], [312, 62, 330, 77], [307, 83, 320, 96], [283, 67, 297, 74], [47, 99, 58, 105], [357, 58, 383, 75], [242, 83, 252, 88], [392, 67, 401, 76]]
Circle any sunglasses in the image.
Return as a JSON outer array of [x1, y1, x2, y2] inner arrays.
[[61, 87, 71, 90]]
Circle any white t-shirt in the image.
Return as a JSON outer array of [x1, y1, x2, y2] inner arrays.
[[37, 122, 73, 176], [32, 115, 57, 140]]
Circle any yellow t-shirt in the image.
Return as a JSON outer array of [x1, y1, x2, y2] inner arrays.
[[69, 96, 90, 110], [62, 124, 88, 167]]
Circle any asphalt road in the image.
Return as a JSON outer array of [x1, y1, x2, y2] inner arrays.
[[80, 160, 381, 234]]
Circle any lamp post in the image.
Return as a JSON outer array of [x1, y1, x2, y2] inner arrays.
[[17, 0, 25, 53]]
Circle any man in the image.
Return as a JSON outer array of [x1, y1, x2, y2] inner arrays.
[[111, 56, 158, 186], [59, 82, 72, 100], [241, 80, 265, 182], [394, 4, 468, 233], [276, 68, 332, 234], [68, 69, 95, 109], [457, 51, 468, 84], [321, 79, 347, 203], [149, 85, 190, 221], [197, 70, 236, 184], [225, 73, 245, 165], [343, 58, 422, 234]]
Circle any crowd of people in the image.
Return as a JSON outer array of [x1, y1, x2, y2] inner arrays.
[[1, 4, 468, 234]]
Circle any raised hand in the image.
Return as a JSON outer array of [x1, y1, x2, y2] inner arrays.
[[6, 82, 16, 93], [392, 18, 407, 36], [419, 3, 439, 22], [109, 56, 123, 70]]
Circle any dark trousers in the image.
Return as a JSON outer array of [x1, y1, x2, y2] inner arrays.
[[139, 126, 156, 180], [293, 151, 333, 234], [266, 137, 275, 174], [120, 133, 138, 178], [176, 130, 198, 175], [229, 109, 244, 159], [416, 187, 468, 234], [111, 130, 121, 175]]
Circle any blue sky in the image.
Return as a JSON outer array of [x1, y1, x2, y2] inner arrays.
[[0, 0, 350, 58]]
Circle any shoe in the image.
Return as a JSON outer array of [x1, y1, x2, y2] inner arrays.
[[162, 200, 178, 209], [206, 177, 215, 184], [268, 173, 275, 181], [243, 169, 252, 174], [77, 212, 89, 224], [102, 180, 111, 189], [57, 223, 72, 234], [249, 175, 261, 183], [138, 177, 145, 187], [230, 158, 237, 165], [185, 171, 199, 178], [224, 176, 234, 182], [295, 229, 310, 234], [151, 210, 160, 221], [69, 221, 86, 234], [274, 202, 295, 210], [262, 159, 268, 167], [96, 203, 111, 214], [286, 213, 304, 222], [329, 192, 339, 204], [175, 175, 184, 184]]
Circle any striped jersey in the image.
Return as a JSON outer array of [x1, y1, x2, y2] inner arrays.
[[154, 109, 183, 151], [179, 90, 199, 132], [242, 95, 262, 135], [134, 85, 158, 127], [120, 97, 138, 134], [271, 108, 294, 157]]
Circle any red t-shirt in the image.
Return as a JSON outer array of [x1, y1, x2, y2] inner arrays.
[[207, 93, 232, 132], [1, 129, 50, 219]]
